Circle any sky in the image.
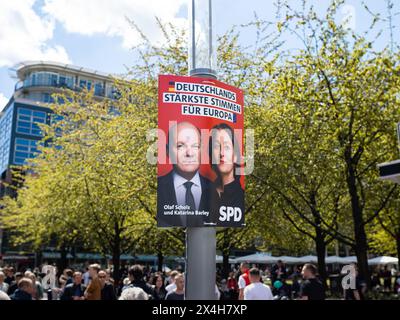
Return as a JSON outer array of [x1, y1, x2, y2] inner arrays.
[[0, 0, 398, 111]]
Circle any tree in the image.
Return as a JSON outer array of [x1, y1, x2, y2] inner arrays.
[[248, 0, 400, 286]]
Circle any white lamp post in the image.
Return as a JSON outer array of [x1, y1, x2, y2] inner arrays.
[[185, 0, 217, 300], [189, 0, 217, 78]]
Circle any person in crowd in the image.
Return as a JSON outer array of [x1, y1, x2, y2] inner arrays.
[[299, 263, 326, 300], [394, 272, 400, 294], [370, 270, 381, 292], [165, 273, 185, 300], [24, 271, 43, 300], [59, 275, 68, 290], [215, 278, 222, 300], [343, 264, 367, 300], [84, 264, 102, 300], [238, 262, 251, 300], [7, 272, 23, 296], [60, 271, 86, 300], [0, 290, 10, 300], [147, 274, 155, 287], [63, 269, 74, 286], [272, 278, 291, 299], [0, 271, 9, 293], [121, 277, 131, 292], [105, 269, 114, 286], [152, 273, 167, 300], [5, 267, 15, 285], [219, 279, 230, 300], [165, 270, 179, 293], [119, 287, 149, 300], [99, 270, 117, 300], [10, 278, 34, 301], [382, 266, 392, 292], [126, 265, 155, 299], [243, 268, 273, 300], [227, 271, 238, 300], [271, 260, 287, 284], [83, 267, 90, 286], [290, 273, 301, 299]]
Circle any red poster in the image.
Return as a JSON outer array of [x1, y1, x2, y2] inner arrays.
[[157, 75, 245, 228]]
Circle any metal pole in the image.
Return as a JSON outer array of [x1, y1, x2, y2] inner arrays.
[[185, 0, 217, 300]]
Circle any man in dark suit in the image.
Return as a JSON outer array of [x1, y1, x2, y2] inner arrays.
[[60, 272, 86, 300], [158, 121, 212, 227]]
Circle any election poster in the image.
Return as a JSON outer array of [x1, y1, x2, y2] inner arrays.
[[157, 75, 245, 228]]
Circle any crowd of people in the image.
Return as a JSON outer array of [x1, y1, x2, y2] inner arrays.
[[0, 264, 187, 301], [0, 260, 399, 301]]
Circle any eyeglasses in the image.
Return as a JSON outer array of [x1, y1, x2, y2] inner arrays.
[[98, 276, 106, 278]]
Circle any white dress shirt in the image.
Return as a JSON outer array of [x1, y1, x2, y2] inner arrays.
[[173, 171, 202, 210]]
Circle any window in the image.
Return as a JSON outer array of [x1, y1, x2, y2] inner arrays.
[[42, 93, 53, 103], [16, 108, 47, 136], [23, 72, 74, 89], [79, 79, 87, 89], [50, 74, 58, 86], [58, 75, 74, 88], [94, 82, 104, 96], [0, 105, 13, 173], [79, 78, 93, 91], [14, 138, 39, 165]]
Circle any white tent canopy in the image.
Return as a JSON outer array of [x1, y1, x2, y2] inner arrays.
[[174, 253, 399, 266], [275, 256, 302, 264], [216, 255, 236, 264], [340, 256, 358, 264], [176, 256, 236, 264], [297, 255, 318, 263], [233, 253, 279, 264], [368, 256, 398, 265], [325, 256, 351, 264], [233, 253, 359, 265]]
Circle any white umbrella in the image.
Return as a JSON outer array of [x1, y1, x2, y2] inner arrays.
[[368, 256, 399, 265], [175, 256, 236, 264], [275, 256, 302, 264], [233, 253, 279, 264], [297, 255, 318, 263], [325, 256, 348, 264], [340, 256, 357, 264]]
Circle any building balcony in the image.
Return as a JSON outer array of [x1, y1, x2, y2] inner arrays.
[[15, 80, 107, 98]]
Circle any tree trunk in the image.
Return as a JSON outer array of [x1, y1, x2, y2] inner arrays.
[[315, 227, 328, 290], [72, 246, 77, 265], [111, 221, 122, 288], [157, 251, 164, 272], [222, 249, 230, 280], [354, 240, 369, 287], [346, 159, 371, 288], [58, 245, 68, 274], [34, 249, 43, 268], [310, 194, 328, 290], [221, 230, 231, 279], [112, 242, 121, 286]]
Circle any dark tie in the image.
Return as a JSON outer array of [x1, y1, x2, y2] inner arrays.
[[184, 181, 196, 211]]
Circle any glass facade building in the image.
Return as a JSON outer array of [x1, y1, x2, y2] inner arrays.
[[0, 105, 13, 174], [0, 61, 116, 259], [0, 61, 115, 178]]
